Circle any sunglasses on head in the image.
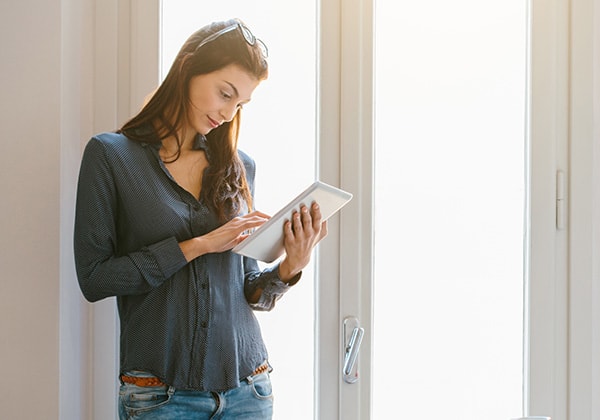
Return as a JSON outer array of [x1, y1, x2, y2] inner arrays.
[[195, 22, 268, 58]]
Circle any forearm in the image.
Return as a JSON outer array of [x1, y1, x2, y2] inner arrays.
[[178, 236, 209, 262]]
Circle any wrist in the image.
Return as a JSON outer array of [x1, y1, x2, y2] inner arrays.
[[194, 236, 209, 256], [278, 258, 301, 282], [180, 236, 208, 262]]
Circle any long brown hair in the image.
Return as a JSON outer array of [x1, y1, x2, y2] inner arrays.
[[119, 19, 268, 221]]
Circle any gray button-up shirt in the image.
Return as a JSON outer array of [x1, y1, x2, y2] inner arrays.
[[74, 131, 299, 392]]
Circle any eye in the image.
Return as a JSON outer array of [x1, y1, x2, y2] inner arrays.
[[220, 90, 232, 100]]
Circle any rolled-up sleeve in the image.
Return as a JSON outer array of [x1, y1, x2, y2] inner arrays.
[[243, 258, 302, 311]]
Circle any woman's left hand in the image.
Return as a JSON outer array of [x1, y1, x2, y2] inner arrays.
[[278, 202, 328, 282]]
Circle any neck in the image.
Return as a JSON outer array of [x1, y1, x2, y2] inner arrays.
[[162, 130, 196, 154]]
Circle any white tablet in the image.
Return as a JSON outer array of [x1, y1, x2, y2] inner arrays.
[[232, 181, 353, 263]]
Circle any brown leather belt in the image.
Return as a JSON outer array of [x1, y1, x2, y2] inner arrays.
[[121, 362, 270, 388], [120, 374, 165, 387], [247, 361, 270, 378]]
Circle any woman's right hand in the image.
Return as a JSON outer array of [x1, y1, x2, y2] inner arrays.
[[179, 211, 270, 261]]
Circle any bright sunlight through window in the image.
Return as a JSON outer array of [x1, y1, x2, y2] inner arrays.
[[373, 1, 527, 419]]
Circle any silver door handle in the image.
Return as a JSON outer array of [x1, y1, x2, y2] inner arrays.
[[343, 317, 364, 384]]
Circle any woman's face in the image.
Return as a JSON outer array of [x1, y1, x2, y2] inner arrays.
[[187, 64, 261, 135]]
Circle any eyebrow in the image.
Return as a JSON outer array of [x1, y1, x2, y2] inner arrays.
[[224, 81, 239, 98], [223, 80, 252, 104]]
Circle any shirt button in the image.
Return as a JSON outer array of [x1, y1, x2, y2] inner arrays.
[[201, 283, 208, 289], [201, 321, 208, 328]]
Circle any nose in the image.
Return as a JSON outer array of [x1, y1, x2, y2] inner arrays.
[[220, 103, 238, 123]]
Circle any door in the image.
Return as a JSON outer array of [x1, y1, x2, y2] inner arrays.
[[318, 0, 567, 419]]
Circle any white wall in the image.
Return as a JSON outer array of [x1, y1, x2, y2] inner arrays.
[[0, 1, 152, 418], [0, 0, 93, 418], [60, 0, 95, 418]]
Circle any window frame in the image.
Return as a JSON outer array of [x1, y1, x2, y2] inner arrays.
[[526, 0, 569, 416]]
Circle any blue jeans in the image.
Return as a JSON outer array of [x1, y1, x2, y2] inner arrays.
[[118, 371, 274, 419]]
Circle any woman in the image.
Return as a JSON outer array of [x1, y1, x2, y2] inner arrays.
[[74, 18, 325, 419]]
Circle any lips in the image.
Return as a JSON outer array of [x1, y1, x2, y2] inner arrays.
[[207, 116, 220, 129]]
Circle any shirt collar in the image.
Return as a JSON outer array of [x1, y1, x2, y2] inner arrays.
[[192, 134, 210, 161], [192, 134, 209, 151]]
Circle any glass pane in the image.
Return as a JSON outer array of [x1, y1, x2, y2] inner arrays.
[[373, 2, 527, 419], [161, 2, 317, 419]]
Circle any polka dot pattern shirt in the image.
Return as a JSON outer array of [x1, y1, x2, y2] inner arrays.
[[74, 131, 300, 392]]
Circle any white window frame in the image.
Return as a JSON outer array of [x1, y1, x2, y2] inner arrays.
[[528, 0, 600, 418], [567, 0, 600, 419], [526, 0, 569, 416], [314, 0, 374, 419]]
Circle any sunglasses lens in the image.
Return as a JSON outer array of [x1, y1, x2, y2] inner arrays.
[[240, 25, 255, 45], [256, 39, 269, 58], [240, 24, 268, 58]]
